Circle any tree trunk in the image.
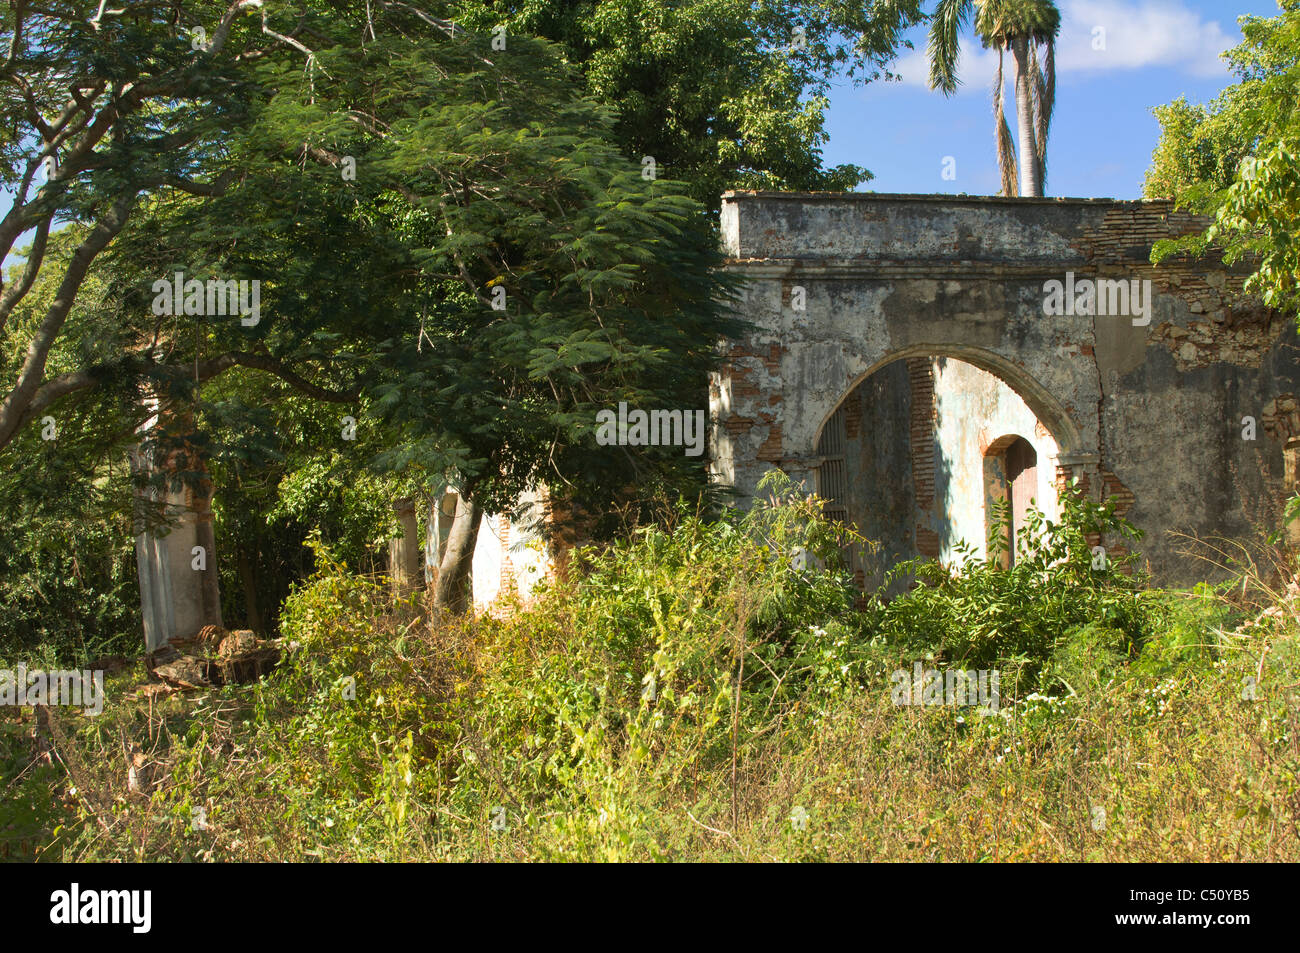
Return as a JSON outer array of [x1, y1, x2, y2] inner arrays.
[[0, 192, 138, 452], [433, 493, 482, 614], [1012, 36, 1041, 198]]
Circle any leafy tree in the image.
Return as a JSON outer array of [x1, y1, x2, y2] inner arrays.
[[449, 0, 928, 209], [0, 0, 350, 453], [202, 377, 407, 632], [5, 2, 748, 620], [1147, 0, 1300, 315], [1144, 96, 1259, 202], [0, 226, 147, 661], [0, 378, 142, 663]]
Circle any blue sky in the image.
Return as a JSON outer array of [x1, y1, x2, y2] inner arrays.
[[821, 0, 1283, 199]]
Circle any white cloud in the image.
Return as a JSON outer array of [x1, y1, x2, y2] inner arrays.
[[890, 38, 1003, 91], [1057, 0, 1234, 75], [886, 0, 1236, 93]]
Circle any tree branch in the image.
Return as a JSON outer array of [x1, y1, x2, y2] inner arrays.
[[0, 216, 51, 338], [15, 350, 361, 438], [0, 191, 138, 450]]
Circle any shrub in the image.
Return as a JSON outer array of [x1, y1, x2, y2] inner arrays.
[[864, 488, 1152, 696], [451, 473, 870, 839]]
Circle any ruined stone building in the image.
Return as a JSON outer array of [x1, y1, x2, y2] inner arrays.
[[709, 191, 1300, 586]]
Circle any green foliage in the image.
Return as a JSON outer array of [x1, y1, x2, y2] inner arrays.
[[1131, 583, 1236, 678], [205, 381, 415, 630], [456, 473, 865, 819], [87, 0, 749, 535], [0, 407, 140, 664], [914, 0, 1060, 195], [1144, 96, 1259, 202], [16, 479, 1300, 862], [3, 2, 769, 647], [449, 0, 929, 209], [1148, 0, 1300, 315], [865, 488, 1149, 694]]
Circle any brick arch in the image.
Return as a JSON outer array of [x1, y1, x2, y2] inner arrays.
[[984, 432, 1028, 456], [810, 344, 1084, 461]]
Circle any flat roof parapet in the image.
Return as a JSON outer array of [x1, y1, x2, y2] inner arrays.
[[722, 190, 1147, 206], [718, 190, 1195, 264]]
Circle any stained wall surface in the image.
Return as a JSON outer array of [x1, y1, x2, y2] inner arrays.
[[710, 192, 1300, 584]]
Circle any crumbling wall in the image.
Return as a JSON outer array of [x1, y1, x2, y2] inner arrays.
[[711, 191, 1300, 585]]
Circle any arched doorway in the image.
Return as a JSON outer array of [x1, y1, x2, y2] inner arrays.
[[984, 434, 1040, 567], [814, 354, 1060, 592]]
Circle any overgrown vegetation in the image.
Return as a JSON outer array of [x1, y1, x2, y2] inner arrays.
[[6, 475, 1296, 862], [1148, 0, 1300, 314]]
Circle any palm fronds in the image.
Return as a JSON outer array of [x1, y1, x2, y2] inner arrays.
[[928, 0, 974, 95], [994, 47, 1019, 196]]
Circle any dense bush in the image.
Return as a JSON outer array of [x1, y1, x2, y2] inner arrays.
[[13, 475, 1298, 862], [867, 489, 1152, 695], [0, 438, 140, 666]]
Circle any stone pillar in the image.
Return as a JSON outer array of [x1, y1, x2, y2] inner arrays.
[[132, 406, 223, 652], [388, 497, 422, 598]]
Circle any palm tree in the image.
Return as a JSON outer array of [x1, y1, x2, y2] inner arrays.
[[927, 0, 1060, 197]]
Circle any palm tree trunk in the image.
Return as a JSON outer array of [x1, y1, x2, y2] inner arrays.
[[1011, 35, 1041, 197]]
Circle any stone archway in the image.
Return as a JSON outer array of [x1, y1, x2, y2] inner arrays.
[[811, 351, 1063, 589], [710, 192, 1105, 516], [708, 190, 1300, 584]]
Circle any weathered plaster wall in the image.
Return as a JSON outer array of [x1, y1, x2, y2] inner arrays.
[[427, 487, 552, 611], [710, 192, 1300, 585], [931, 357, 1059, 564], [470, 489, 550, 608]]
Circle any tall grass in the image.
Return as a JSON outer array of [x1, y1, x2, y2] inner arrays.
[[6, 475, 1298, 861]]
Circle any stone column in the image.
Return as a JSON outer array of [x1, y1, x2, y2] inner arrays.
[[388, 497, 422, 598], [132, 404, 223, 652]]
